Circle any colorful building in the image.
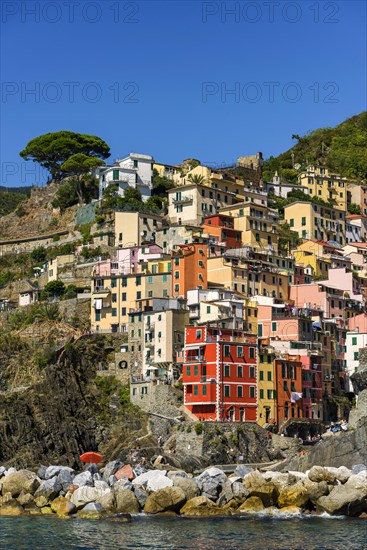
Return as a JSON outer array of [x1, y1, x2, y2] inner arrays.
[[284, 202, 346, 246], [171, 243, 208, 298], [183, 327, 257, 422]]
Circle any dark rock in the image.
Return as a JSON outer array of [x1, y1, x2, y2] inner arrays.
[[37, 466, 47, 480], [134, 487, 149, 508], [103, 461, 123, 482], [34, 477, 62, 501], [234, 465, 254, 478], [85, 464, 99, 475]]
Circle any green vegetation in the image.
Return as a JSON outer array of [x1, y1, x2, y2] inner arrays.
[[0, 190, 29, 217], [194, 422, 204, 435], [268, 189, 334, 217], [41, 280, 66, 300], [263, 112, 367, 181], [95, 377, 140, 424], [20, 131, 110, 182], [348, 203, 361, 215], [152, 169, 176, 197], [100, 185, 162, 214]]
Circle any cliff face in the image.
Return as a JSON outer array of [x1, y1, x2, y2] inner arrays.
[[0, 335, 146, 469], [280, 390, 367, 472]]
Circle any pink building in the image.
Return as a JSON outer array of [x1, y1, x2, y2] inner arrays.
[[93, 244, 164, 277], [257, 304, 313, 342]]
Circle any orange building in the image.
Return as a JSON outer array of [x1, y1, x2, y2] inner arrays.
[[172, 243, 208, 298], [201, 214, 242, 249], [274, 354, 303, 425]]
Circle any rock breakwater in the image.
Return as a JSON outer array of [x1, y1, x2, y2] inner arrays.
[[0, 461, 366, 519]]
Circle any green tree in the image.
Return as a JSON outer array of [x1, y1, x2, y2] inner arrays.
[[20, 131, 110, 182], [60, 154, 104, 204], [31, 246, 47, 263], [187, 173, 206, 184], [123, 187, 142, 202], [152, 170, 175, 197], [34, 302, 60, 321], [41, 280, 65, 300], [348, 203, 361, 215]]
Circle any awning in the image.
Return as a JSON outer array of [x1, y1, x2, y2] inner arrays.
[[93, 292, 110, 298], [185, 343, 206, 349]]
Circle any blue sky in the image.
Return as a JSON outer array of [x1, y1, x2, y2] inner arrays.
[[1, 0, 366, 187]]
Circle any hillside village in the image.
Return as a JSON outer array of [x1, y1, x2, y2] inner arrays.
[[1, 122, 367, 444]]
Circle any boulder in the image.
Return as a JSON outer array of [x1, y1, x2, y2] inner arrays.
[[237, 496, 264, 513], [308, 466, 336, 484], [85, 464, 99, 476], [0, 492, 12, 507], [134, 487, 149, 508], [34, 495, 49, 508], [23, 502, 41, 515], [50, 496, 76, 516], [277, 482, 310, 508], [114, 488, 140, 514], [78, 502, 103, 519], [132, 469, 167, 488], [115, 465, 134, 481], [243, 471, 266, 490], [172, 477, 200, 501], [96, 490, 116, 513], [73, 471, 93, 488], [345, 472, 367, 492], [103, 461, 123, 482], [302, 479, 329, 503], [167, 471, 189, 480], [94, 480, 110, 491], [180, 496, 229, 517], [40, 507, 54, 515], [234, 465, 254, 478], [264, 472, 291, 490], [37, 466, 47, 480], [114, 478, 133, 492], [34, 477, 62, 502], [144, 487, 186, 514], [2, 470, 40, 497], [57, 469, 74, 493], [249, 482, 279, 507], [17, 493, 34, 506], [326, 466, 352, 484], [352, 464, 367, 475], [0, 466, 6, 478], [278, 506, 301, 515], [71, 486, 110, 509], [317, 485, 367, 516], [45, 466, 74, 480], [0, 499, 25, 515]]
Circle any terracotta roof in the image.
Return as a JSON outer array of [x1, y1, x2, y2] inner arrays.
[[350, 242, 367, 249]]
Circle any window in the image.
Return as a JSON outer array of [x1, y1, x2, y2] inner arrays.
[[267, 371, 272, 381], [196, 330, 202, 339], [354, 352, 359, 360], [283, 381, 288, 391], [249, 366, 255, 379], [290, 219, 294, 228], [111, 278, 117, 288], [237, 365, 243, 378], [237, 346, 243, 358], [163, 274, 168, 282], [352, 337, 357, 345], [271, 322, 277, 332], [112, 169, 119, 180], [136, 276, 141, 286], [237, 386, 243, 398], [260, 389, 264, 399], [202, 385, 207, 396], [174, 258, 180, 266], [186, 366, 191, 376], [148, 276, 153, 284], [111, 293, 117, 303], [121, 307, 126, 316], [224, 385, 230, 397], [249, 386, 255, 398], [174, 284, 180, 292], [122, 292, 126, 301], [194, 365, 198, 376], [111, 308, 117, 317], [95, 311, 101, 321], [249, 347, 255, 359], [174, 271, 180, 279], [136, 291, 141, 300], [122, 277, 127, 287], [301, 217, 306, 226], [258, 324, 263, 337], [224, 345, 230, 357], [207, 306, 211, 313], [194, 386, 198, 396], [224, 365, 230, 377]]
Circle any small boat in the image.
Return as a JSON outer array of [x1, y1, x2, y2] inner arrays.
[[302, 437, 321, 446]]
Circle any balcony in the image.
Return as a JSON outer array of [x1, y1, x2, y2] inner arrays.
[[185, 355, 205, 363], [172, 195, 193, 204]]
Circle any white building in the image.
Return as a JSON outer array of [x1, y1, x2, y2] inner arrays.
[[97, 153, 154, 202], [345, 331, 367, 392]]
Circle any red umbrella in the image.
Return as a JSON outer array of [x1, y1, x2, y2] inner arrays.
[[80, 451, 103, 464]]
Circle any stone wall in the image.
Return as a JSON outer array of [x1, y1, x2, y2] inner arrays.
[[130, 381, 182, 418]]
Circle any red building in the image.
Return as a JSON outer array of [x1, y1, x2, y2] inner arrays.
[[172, 243, 208, 298], [201, 214, 242, 249], [275, 355, 303, 424], [183, 326, 257, 422]]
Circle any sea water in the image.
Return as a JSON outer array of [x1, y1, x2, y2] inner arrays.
[[0, 515, 366, 549]]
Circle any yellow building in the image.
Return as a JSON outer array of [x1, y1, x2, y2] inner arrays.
[[47, 254, 75, 282], [153, 162, 180, 181], [219, 203, 279, 253], [292, 241, 332, 279], [207, 250, 290, 301], [257, 346, 276, 427], [298, 165, 356, 211], [284, 201, 346, 246], [91, 262, 172, 333], [114, 211, 165, 248]]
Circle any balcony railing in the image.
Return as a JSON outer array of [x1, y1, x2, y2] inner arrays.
[[185, 355, 205, 362], [172, 195, 193, 204]]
